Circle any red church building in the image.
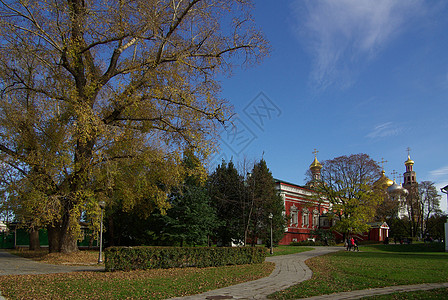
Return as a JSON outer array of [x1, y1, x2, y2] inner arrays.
[[276, 179, 331, 245], [275, 153, 389, 245]]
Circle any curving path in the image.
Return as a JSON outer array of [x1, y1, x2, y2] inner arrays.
[[170, 247, 448, 300], [170, 247, 342, 300], [2, 248, 447, 300]]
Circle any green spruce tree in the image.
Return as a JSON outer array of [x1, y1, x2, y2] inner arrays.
[[246, 159, 286, 247], [208, 161, 247, 246]]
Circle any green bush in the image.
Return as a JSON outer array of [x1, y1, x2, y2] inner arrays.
[[104, 246, 266, 271], [289, 240, 335, 246]]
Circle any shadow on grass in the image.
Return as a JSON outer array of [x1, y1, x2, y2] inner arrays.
[[334, 248, 448, 261], [362, 243, 445, 253], [268, 244, 448, 299]]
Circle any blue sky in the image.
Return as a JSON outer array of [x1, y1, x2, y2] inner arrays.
[[209, 0, 448, 212]]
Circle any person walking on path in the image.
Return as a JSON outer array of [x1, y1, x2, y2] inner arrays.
[[353, 238, 359, 252], [3, 248, 447, 300], [346, 238, 351, 251], [350, 237, 355, 251]]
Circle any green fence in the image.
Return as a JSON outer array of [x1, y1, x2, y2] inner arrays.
[[0, 228, 98, 249], [0, 231, 14, 249]]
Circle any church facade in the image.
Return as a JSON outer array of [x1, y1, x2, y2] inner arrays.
[[275, 179, 331, 245], [275, 154, 332, 245], [275, 152, 417, 245]]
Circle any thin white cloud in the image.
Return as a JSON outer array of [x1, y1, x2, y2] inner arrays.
[[430, 166, 448, 178], [429, 169, 448, 212], [366, 122, 402, 139], [291, 0, 425, 90]]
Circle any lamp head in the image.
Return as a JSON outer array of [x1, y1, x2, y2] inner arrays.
[[99, 200, 106, 209]]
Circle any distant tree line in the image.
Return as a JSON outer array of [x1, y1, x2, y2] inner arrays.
[[377, 180, 446, 240], [306, 153, 446, 241], [104, 156, 286, 247]]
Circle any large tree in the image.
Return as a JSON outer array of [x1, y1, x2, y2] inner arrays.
[[0, 0, 268, 252], [314, 154, 382, 237], [246, 159, 286, 246], [106, 152, 218, 247], [152, 151, 219, 246], [208, 160, 246, 246], [418, 181, 442, 237], [425, 213, 447, 240], [403, 184, 420, 238], [160, 184, 218, 246]]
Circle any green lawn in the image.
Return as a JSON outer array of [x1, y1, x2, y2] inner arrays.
[[361, 288, 448, 300], [0, 245, 314, 300], [2, 244, 445, 299], [268, 245, 314, 256], [269, 243, 448, 299], [0, 262, 275, 300]]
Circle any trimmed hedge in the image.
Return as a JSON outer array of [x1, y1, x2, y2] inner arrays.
[[104, 246, 267, 272], [289, 240, 335, 246]]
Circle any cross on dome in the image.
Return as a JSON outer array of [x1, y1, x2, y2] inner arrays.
[[391, 170, 398, 181], [379, 157, 388, 171]]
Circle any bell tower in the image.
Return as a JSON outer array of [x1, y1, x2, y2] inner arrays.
[[403, 147, 417, 188], [309, 149, 322, 182]]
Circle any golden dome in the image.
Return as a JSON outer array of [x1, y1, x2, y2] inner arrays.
[[404, 155, 414, 166], [387, 181, 409, 197], [374, 170, 394, 188], [386, 178, 394, 187], [309, 157, 322, 169]]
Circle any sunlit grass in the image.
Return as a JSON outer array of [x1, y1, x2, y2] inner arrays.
[[268, 245, 314, 257], [362, 288, 448, 300], [5, 243, 446, 299], [268, 243, 448, 299], [0, 262, 275, 300]]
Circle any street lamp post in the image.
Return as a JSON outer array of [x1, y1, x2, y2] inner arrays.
[[441, 185, 448, 252], [268, 213, 273, 255], [98, 200, 106, 263]]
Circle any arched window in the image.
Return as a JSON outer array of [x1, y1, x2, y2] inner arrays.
[[290, 205, 298, 227], [302, 208, 309, 227], [313, 209, 319, 227]]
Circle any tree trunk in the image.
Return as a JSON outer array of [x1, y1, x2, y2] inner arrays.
[[47, 214, 79, 254], [60, 232, 78, 253], [59, 212, 79, 253], [47, 224, 61, 253], [29, 227, 40, 251], [108, 215, 115, 246]]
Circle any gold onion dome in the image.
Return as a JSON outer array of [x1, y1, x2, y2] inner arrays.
[[309, 157, 322, 169], [405, 155, 414, 166], [387, 181, 409, 197], [374, 170, 394, 188]]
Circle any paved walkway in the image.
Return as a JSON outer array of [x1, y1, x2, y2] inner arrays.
[[170, 247, 341, 300], [0, 250, 104, 276], [1, 248, 447, 300], [0, 249, 103, 300], [170, 247, 448, 300]]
